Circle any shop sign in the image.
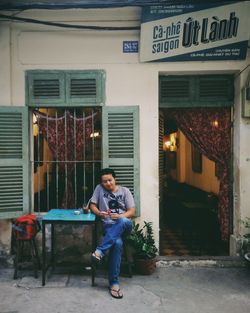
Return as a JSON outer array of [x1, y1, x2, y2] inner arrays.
[[140, 2, 250, 62]]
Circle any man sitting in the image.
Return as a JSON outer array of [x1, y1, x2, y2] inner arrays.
[[89, 168, 135, 299]]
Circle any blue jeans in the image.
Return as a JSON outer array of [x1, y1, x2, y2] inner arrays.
[[95, 217, 132, 287]]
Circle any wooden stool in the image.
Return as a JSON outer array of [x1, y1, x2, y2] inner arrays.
[[122, 240, 133, 278]]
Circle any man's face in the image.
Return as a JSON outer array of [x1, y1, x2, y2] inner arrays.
[[101, 174, 116, 192]]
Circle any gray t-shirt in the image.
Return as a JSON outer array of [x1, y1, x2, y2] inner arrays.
[[90, 184, 135, 224]]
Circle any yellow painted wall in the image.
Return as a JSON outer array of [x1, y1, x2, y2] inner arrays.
[[33, 109, 54, 193], [176, 131, 220, 194], [33, 140, 53, 193]]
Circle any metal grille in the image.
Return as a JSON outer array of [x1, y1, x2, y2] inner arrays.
[[32, 107, 101, 212]]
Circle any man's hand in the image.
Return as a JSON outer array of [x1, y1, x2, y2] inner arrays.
[[99, 211, 109, 219], [110, 213, 123, 220]]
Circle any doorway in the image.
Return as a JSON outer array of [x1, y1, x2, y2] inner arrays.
[[159, 107, 232, 256]]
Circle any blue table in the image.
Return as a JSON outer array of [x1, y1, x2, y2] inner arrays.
[[42, 209, 97, 286]]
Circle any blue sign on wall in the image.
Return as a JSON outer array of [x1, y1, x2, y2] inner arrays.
[[140, 2, 250, 62], [123, 41, 139, 53]]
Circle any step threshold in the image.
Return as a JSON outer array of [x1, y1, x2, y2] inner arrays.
[[156, 255, 248, 268]]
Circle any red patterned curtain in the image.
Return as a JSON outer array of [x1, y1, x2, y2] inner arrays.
[[35, 110, 97, 208], [168, 108, 231, 241]]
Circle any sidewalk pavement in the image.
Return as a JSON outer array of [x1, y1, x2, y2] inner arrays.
[[0, 260, 250, 313]]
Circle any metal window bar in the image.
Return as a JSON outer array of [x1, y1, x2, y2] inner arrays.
[[82, 110, 86, 205], [92, 108, 95, 192], [46, 108, 49, 211], [33, 107, 101, 213], [37, 113, 41, 213], [56, 110, 59, 208], [74, 109, 77, 209], [64, 110, 68, 208]]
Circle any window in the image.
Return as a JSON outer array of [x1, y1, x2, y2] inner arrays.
[[33, 107, 101, 212], [159, 75, 234, 108], [26, 70, 105, 212], [26, 70, 105, 107]]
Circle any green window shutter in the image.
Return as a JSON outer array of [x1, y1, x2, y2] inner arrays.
[[26, 70, 105, 107], [160, 75, 234, 108], [102, 106, 140, 216], [160, 76, 192, 107], [0, 106, 29, 219], [198, 75, 234, 104], [66, 71, 105, 106], [26, 71, 65, 106]]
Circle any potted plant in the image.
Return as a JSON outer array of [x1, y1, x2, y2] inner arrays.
[[127, 221, 158, 275]]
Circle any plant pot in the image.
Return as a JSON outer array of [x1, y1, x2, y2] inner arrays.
[[135, 257, 156, 275], [244, 252, 250, 263]]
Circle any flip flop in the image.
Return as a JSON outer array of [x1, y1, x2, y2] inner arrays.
[[91, 251, 102, 265], [109, 287, 123, 299]]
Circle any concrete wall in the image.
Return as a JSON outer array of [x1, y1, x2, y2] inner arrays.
[[232, 64, 250, 251], [0, 7, 250, 256]]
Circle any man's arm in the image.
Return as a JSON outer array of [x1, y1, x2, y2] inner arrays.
[[89, 202, 109, 219], [88, 184, 107, 219], [110, 207, 135, 220], [122, 207, 135, 218]]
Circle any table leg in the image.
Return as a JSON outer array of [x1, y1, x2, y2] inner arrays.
[[42, 222, 46, 286], [51, 223, 55, 270], [91, 223, 97, 286], [94, 220, 97, 247]]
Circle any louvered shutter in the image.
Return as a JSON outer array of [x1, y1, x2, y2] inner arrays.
[[26, 70, 105, 107], [198, 76, 234, 103], [102, 106, 140, 215], [26, 71, 65, 106], [160, 75, 234, 108], [0, 107, 29, 219], [66, 71, 105, 105], [159, 111, 165, 218], [160, 76, 192, 106]]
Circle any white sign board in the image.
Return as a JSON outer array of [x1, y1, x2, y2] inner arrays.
[[140, 2, 250, 62]]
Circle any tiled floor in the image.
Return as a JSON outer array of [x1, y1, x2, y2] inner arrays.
[[160, 226, 200, 256], [160, 225, 228, 256]]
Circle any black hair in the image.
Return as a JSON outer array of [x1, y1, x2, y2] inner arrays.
[[99, 168, 116, 181]]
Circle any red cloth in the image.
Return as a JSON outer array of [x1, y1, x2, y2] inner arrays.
[[36, 111, 97, 208], [14, 214, 39, 240], [168, 108, 231, 241]]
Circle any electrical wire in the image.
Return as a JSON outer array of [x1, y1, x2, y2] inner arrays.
[[0, 13, 140, 30], [235, 63, 250, 78]]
